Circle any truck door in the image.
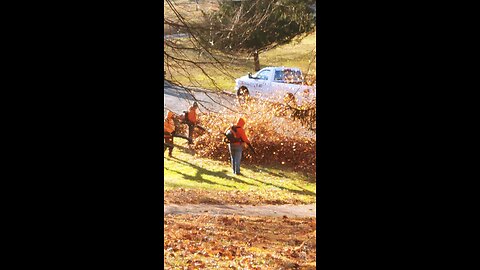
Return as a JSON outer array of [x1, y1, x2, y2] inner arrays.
[[253, 69, 270, 98], [271, 69, 290, 102]]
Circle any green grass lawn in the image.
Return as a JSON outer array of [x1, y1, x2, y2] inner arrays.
[[164, 139, 316, 205]]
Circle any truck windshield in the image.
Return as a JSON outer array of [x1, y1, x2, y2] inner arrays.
[[274, 69, 303, 82]]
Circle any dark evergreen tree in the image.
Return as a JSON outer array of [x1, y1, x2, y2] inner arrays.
[[199, 0, 316, 70]]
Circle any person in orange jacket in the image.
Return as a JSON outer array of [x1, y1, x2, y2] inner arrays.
[[184, 101, 199, 143], [164, 110, 176, 157], [226, 117, 251, 175]]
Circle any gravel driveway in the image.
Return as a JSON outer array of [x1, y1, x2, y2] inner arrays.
[[163, 81, 238, 116]]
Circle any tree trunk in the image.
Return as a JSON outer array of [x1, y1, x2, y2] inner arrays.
[[253, 50, 260, 71]]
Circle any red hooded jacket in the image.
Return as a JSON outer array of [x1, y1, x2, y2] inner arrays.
[[164, 111, 175, 133], [187, 106, 197, 124], [232, 117, 250, 145]]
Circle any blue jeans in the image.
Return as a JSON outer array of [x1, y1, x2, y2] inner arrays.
[[228, 144, 243, 174]]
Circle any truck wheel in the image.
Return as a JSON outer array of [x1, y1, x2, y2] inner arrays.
[[237, 87, 249, 105]]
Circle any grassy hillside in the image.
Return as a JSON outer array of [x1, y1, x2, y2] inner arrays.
[[164, 0, 219, 34], [165, 31, 316, 92]]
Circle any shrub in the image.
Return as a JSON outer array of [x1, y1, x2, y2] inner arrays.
[[193, 98, 316, 176]]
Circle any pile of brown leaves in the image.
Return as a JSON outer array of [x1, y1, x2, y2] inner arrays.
[[164, 214, 316, 269], [193, 98, 316, 175]]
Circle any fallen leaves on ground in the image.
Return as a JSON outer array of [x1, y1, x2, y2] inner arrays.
[[192, 97, 316, 176], [164, 214, 316, 269], [164, 188, 315, 205]]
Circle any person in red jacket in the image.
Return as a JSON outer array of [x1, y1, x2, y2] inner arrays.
[[184, 102, 199, 143], [164, 111, 176, 157], [226, 117, 251, 175]]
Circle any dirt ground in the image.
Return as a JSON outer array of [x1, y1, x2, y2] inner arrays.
[[164, 204, 316, 217]]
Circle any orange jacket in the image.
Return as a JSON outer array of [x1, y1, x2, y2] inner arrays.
[[232, 117, 250, 145], [187, 106, 197, 124], [164, 111, 175, 133]]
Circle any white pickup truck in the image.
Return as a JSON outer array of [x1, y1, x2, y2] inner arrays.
[[234, 67, 316, 105]]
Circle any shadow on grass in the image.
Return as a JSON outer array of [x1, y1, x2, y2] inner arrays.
[[239, 166, 316, 197], [253, 165, 317, 184], [251, 165, 287, 178], [163, 142, 195, 156], [166, 156, 316, 198], [250, 164, 316, 182], [165, 167, 235, 189], [173, 143, 196, 155], [167, 156, 259, 188]]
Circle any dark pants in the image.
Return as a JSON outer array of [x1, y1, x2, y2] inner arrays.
[[186, 121, 195, 143], [228, 144, 243, 174], [164, 132, 174, 156]]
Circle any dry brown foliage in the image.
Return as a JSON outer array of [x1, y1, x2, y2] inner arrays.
[[192, 97, 316, 176], [164, 189, 315, 205], [164, 214, 316, 269]]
